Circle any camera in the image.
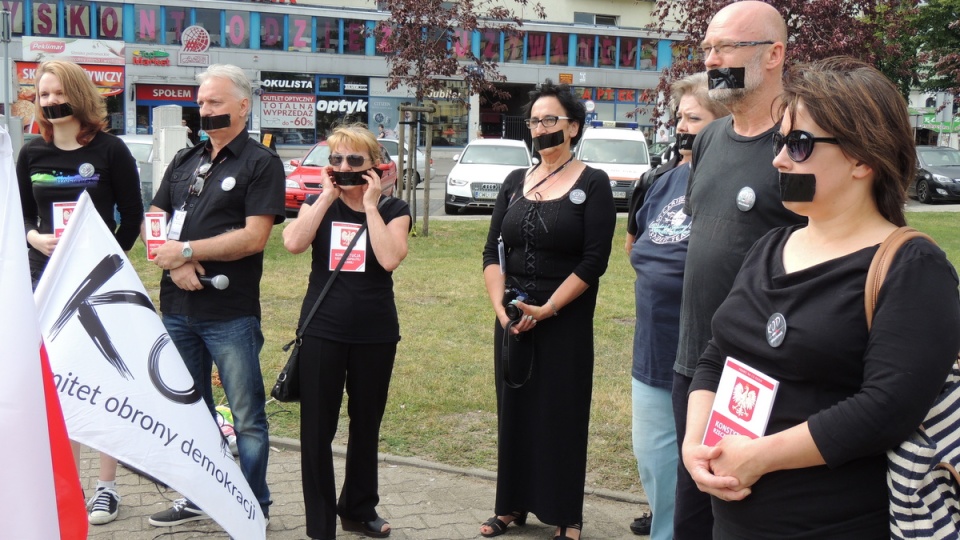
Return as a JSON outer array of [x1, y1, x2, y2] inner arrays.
[[503, 287, 537, 321]]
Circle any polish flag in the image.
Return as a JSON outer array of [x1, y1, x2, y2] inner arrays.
[[0, 127, 87, 537]]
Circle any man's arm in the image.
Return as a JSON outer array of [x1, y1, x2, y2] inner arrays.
[[151, 215, 274, 270]]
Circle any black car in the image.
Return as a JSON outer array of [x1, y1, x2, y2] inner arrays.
[[911, 145, 960, 204]]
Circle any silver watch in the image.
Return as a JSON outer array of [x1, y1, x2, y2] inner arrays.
[[181, 241, 193, 260]]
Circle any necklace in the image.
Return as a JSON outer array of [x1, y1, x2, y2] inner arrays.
[[523, 155, 574, 198]]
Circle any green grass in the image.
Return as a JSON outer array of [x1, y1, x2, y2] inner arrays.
[[127, 211, 960, 494]]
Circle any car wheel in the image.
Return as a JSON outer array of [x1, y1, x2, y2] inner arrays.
[[444, 202, 459, 215], [401, 171, 421, 190], [917, 179, 933, 204]]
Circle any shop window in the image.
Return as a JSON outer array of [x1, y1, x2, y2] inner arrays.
[[527, 32, 546, 65], [32, 1, 58, 36], [165, 7, 188, 45], [64, 0, 91, 38], [640, 39, 658, 70], [576, 35, 595, 68], [2, 1, 25, 36], [504, 30, 523, 64], [260, 13, 283, 51], [375, 23, 394, 56], [450, 28, 471, 59], [135, 5, 159, 43], [549, 33, 568, 65], [343, 19, 365, 55], [223, 10, 249, 49], [288, 15, 310, 52], [316, 17, 339, 53], [619, 38, 638, 70], [98, 3, 122, 39], [598, 35, 616, 67], [195, 8, 220, 47]]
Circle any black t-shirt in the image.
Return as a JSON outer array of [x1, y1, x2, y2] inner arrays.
[[17, 132, 143, 274], [299, 196, 411, 343], [691, 225, 960, 538], [675, 117, 806, 377], [152, 131, 286, 319]]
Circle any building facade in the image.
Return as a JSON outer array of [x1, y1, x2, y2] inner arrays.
[[2, 0, 684, 146]]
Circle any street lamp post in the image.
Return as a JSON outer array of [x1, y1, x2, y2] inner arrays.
[[1, 10, 11, 132]]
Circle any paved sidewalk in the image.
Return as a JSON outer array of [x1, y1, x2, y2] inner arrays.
[[82, 437, 650, 539]]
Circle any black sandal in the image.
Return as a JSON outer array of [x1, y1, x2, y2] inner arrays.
[[480, 511, 528, 538], [340, 515, 390, 538], [554, 522, 582, 540]]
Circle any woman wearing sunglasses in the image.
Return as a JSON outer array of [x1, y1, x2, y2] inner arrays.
[[283, 124, 411, 540], [682, 57, 960, 538], [480, 80, 616, 540]]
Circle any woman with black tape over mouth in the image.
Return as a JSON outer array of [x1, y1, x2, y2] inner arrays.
[[682, 57, 960, 538], [282, 124, 411, 540]]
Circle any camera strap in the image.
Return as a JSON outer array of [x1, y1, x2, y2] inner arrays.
[[501, 321, 534, 389]]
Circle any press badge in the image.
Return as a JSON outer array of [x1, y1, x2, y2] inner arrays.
[[497, 235, 506, 274], [168, 210, 187, 240]]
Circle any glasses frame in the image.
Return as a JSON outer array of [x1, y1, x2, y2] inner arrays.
[[189, 162, 212, 196], [773, 130, 840, 163], [329, 154, 369, 167], [525, 115, 571, 129], [699, 40, 775, 56]]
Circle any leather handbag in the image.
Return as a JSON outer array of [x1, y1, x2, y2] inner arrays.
[[270, 208, 375, 402], [865, 227, 960, 539]]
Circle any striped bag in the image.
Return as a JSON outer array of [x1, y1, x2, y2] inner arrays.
[[865, 227, 960, 538]]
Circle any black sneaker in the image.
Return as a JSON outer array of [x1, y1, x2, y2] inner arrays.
[[148, 498, 209, 527], [87, 487, 120, 525], [630, 512, 652, 535]]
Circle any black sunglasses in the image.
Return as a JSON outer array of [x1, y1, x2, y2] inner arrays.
[[329, 154, 368, 167], [773, 130, 839, 163], [189, 162, 213, 196]]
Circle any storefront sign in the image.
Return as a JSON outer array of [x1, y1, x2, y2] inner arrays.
[[260, 72, 314, 92], [132, 50, 171, 66], [260, 93, 316, 128], [316, 98, 367, 114], [22, 36, 125, 65], [13, 61, 125, 133], [178, 25, 211, 67], [136, 85, 196, 103]]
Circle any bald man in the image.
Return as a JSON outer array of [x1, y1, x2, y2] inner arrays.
[[671, 3, 805, 538]]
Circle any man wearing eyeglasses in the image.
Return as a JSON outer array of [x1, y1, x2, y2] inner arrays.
[[145, 64, 285, 529], [671, 3, 806, 539]]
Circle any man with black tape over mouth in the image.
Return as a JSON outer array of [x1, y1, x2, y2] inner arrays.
[[671, 3, 806, 539], [145, 64, 284, 530]]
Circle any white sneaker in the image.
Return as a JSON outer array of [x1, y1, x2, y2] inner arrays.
[[87, 487, 120, 525]]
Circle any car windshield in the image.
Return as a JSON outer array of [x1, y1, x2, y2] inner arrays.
[[125, 142, 152, 163], [920, 147, 960, 167], [302, 145, 331, 167], [460, 145, 529, 166], [379, 140, 398, 155], [579, 139, 649, 165]]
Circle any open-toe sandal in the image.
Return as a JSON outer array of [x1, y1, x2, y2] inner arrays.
[[480, 511, 528, 538], [554, 522, 582, 540], [341, 515, 390, 538]]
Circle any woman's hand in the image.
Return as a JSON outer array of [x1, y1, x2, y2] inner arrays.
[[709, 435, 765, 490], [28, 231, 59, 257], [319, 166, 339, 203], [682, 440, 751, 502]]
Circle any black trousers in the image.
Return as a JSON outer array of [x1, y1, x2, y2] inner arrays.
[[672, 371, 715, 539], [299, 336, 396, 540]]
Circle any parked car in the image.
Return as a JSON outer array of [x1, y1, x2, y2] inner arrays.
[[285, 141, 398, 215], [377, 138, 436, 188], [575, 123, 651, 210], [911, 145, 960, 204], [444, 138, 532, 214]]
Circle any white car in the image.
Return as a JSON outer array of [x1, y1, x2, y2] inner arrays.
[[575, 123, 651, 210], [445, 139, 532, 214], [378, 138, 436, 188]]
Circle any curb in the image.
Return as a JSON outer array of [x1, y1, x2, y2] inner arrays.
[[269, 436, 647, 506]]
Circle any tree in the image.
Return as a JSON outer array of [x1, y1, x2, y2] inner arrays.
[[640, 0, 922, 123], [913, 0, 960, 95], [375, 0, 545, 107]]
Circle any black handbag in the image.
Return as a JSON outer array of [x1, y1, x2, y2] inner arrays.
[[270, 208, 376, 402]]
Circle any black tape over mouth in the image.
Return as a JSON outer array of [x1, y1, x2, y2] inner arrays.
[[200, 114, 232, 131], [707, 68, 746, 90], [676, 133, 696, 151], [332, 168, 381, 186], [42, 103, 74, 119], [532, 131, 566, 151], [779, 173, 816, 202]]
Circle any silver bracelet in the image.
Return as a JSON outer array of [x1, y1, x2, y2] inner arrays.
[[547, 298, 560, 317]]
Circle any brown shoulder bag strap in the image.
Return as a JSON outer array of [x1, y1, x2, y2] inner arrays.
[[864, 226, 936, 330]]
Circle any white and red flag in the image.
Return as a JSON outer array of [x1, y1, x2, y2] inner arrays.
[[0, 126, 87, 539], [34, 192, 266, 539]]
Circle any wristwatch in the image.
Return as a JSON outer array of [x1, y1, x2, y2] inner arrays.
[[181, 241, 193, 260]]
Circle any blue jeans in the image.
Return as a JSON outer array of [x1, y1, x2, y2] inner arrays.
[[633, 377, 677, 540], [162, 314, 271, 511]]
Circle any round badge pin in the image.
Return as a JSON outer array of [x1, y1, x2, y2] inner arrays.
[[221, 177, 236, 191], [766, 312, 787, 348], [736, 186, 756, 211], [78, 163, 95, 178], [570, 189, 586, 205]]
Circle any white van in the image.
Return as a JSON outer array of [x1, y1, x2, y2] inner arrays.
[[574, 122, 651, 209]]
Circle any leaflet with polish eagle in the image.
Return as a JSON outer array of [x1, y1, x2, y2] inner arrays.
[[702, 357, 779, 446]]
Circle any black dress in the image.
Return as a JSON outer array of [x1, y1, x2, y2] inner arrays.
[[482, 166, 616, 525]]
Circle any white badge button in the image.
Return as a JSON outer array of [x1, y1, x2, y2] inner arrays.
[[78, 163, 95, 178], [221, 177, 236, 191], [766, 312, 787, 348], [570, 189, 586, 204], [736, 186, 756, 211]]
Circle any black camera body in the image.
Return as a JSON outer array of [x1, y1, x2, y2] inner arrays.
[[503, 287, 537, 321]]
